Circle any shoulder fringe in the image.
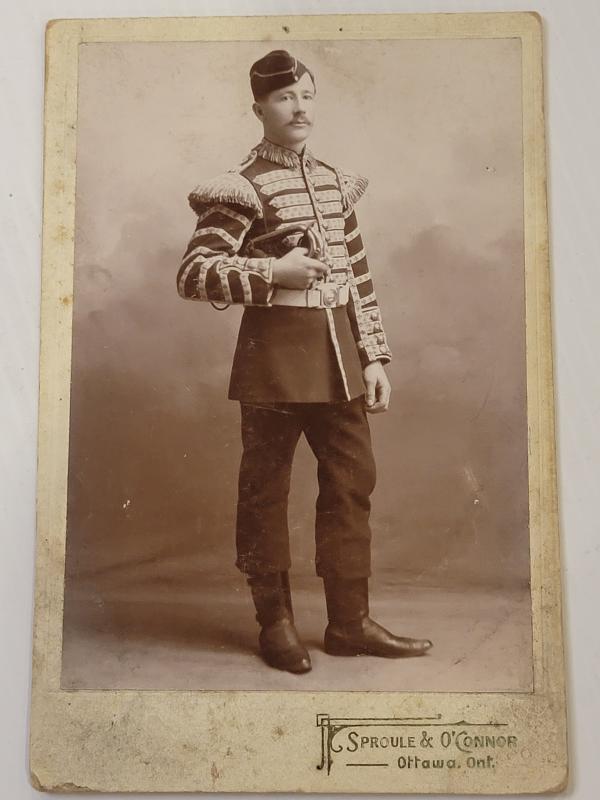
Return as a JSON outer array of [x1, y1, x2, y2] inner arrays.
[[341, 170, 369, 211], [188, 168, 262, 218]]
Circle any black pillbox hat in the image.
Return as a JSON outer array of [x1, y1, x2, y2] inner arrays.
[[250, 50, 315, 100]]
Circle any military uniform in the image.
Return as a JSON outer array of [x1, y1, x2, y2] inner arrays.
[[177, 136, 391, 578], [178, 136, 391, 401], [175, 49, 431, 672]]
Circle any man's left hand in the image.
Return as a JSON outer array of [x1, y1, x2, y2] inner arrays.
[[363, 361, 391, 414]]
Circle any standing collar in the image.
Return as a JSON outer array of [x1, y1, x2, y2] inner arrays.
[[253, 137, 318, 170]]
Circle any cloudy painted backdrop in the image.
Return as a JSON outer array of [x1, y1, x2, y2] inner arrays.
[[64, 38, 527, 589]]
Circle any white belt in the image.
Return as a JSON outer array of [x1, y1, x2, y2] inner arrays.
[[270, 282, 349, 309]]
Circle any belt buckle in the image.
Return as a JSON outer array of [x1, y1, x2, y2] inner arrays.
[[319, 284, 339, 308]]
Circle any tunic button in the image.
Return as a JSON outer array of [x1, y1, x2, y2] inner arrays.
[[376, 334, 385, 345], [370, 311, 379, 321]]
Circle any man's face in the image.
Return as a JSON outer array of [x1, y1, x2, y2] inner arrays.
[[252, 71, 316, 149]]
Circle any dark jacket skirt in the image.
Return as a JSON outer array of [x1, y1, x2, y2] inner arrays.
[[228, 305, 365, 404]]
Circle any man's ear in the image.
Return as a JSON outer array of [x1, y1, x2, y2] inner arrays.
[[252, 102, 264, 121]]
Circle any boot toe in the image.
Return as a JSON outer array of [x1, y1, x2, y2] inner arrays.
[[259, 619, 312, 674], [324, 620, 433, 658], [265, 648, 312, 674], [403, 637, 433, 656], [379, 632, 433, 657], [289, 655, 312, 674]]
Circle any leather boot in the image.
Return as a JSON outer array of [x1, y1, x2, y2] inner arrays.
[[279, 570, 294, 619], [323, 576, 433, 658], [247, 572, 311, 674]]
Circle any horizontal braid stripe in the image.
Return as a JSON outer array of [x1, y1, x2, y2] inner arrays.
[[184, 228, 242, 258], [329, 272, 349, 284], [268, 192, 311, 208], [180, 236, 234, 268], [315, 189, 342, 202], [357, 282, 374, 300], [194, 204, 252, 228], [259, 173, 338, 195], [321, 209, 346, 222], [349, 248, 366, 264], [315, 201, 343, 216], [182, 242, 222, 260], [312, 166, 338, 180], [259, 177, 308, 195], [276, 205, 316, 220], [323, 218, 345, 231], [345, 234, 364, 257], [344, 225, 360, 243], [360, 291, 377, 306], [190, 225, 239, 249], [351, 260, 370, 278], [253, 168, 303, 186], [355, 272, 374, 292]]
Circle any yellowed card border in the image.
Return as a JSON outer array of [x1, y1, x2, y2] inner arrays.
[[31, 12, 567, 794]]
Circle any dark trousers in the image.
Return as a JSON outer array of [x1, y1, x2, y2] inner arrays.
[[235, 396, 376, 579]]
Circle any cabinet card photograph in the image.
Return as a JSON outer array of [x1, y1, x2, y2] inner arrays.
[[31, 11, 567, 794]]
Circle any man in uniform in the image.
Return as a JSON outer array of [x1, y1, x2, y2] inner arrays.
[[176, 50, 432, 673]]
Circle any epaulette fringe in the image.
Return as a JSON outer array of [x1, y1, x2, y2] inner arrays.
[[344, 172, 369, 209], [188, 170, 263, 217]]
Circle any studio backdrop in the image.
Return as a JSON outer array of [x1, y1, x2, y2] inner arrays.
[[64, 38, 528, 595]]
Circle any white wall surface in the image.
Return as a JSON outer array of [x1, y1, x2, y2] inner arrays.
[[1, 0, 598, 797]]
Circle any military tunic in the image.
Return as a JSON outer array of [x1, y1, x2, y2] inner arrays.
[[177, 137, 392, 403], [177, 137, 391, 577]]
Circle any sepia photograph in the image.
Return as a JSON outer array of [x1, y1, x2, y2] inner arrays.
[[61, 35, 531, 692], [30, 12, 566, 794]]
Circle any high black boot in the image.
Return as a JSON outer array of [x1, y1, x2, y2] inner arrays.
[[279, 570, 295, 618], [323, 576, 433, 658], [247, 572, 311, 674]]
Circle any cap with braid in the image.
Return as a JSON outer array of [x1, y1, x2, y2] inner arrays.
[[250, 50, 315, 100]]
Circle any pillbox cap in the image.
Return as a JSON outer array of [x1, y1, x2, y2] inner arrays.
[[250, 50, 315, 100]]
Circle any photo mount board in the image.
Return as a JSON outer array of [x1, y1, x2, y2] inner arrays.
[[30, 11, 567, 794]]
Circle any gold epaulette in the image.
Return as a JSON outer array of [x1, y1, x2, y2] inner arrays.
[[188, 152, 263, 217]]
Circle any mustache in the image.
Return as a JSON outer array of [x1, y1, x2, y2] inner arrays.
[[289, 117, 311, 124]]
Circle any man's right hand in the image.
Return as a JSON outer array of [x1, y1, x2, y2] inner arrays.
[[271, 247, 329, 289]]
